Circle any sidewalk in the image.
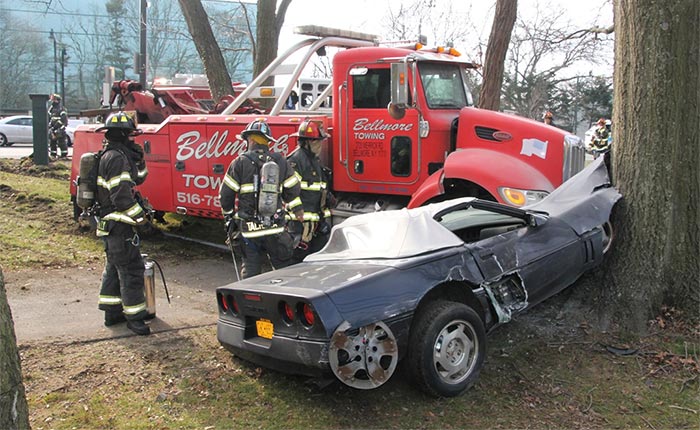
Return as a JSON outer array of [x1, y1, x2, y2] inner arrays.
[[5, 255, 237, 343]]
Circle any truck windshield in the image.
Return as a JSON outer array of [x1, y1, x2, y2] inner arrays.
[[418, 62, 472, 109]]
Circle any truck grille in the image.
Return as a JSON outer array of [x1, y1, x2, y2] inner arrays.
[[562, 135, 585, 182], [474, 126, 500, 141]]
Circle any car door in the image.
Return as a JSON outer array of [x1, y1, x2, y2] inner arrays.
[[468, 217, 584, 306]]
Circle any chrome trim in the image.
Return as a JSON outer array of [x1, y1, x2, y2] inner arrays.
[[562, 135, 585, 182]]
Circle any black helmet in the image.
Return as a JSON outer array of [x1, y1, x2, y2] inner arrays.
[[238, 119, 276, 142], [96, 111, 138, 133]]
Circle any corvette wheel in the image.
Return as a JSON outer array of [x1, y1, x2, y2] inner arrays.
[[329, 320, 398, 390], [408, 300, 485, 397]]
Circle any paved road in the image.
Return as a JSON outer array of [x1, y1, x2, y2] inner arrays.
[[0, 142, 73, 159]]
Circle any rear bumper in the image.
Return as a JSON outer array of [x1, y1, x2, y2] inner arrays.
[[217, 318, 331, 378]]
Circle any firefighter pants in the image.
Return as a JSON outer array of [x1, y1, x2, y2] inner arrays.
[[240, 231, 295, 279], [49, 132, 68, 157], [98, 223, 148, 321]]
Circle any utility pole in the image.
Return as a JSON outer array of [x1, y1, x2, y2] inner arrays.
[[49, 29, 57, 94], [139, 0, 147, 87], [61, 47, 67, 103]]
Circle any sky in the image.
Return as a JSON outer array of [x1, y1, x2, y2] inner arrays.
[[277, 0, 614, 77]]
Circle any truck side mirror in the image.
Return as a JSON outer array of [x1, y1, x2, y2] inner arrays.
[[389, 63, 408, 119]]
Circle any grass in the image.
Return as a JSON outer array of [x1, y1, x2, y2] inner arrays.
[[19, 324, 699, 429], [2, 158, 698, 429]]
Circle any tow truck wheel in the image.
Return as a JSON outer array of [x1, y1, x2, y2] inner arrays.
[[407, 300, 486, 397]]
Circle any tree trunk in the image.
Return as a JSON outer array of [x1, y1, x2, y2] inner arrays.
[[178, 0, 233, 101], [253, 0, 292, 84], [0, 268, 30, 430], [478, 0, 517, 110], [600, 0, 699, 332]]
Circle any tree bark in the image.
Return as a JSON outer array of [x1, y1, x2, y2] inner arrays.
[[253, 0, 292, 84], [178, 0, 233, 101], [479, 0, 517, 110], [600, 0, 699, 331], [0, 268, 30, 430]]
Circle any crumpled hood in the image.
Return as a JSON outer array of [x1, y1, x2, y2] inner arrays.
[[525, 155, 621, 235]]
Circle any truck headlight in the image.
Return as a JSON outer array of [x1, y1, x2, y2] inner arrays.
[[498, 187, 549, 207]]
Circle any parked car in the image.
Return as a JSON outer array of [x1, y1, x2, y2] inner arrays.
[[0, 115, 84, 147], [0, 115, 33, 146], [216, 155, 620, 397], [65, 119, 86, 147]]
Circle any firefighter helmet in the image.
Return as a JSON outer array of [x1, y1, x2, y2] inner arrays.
[[96, 111, 138, 132], [50, 94, 62, 103], [239, 119, 276, 142], [291, 119, 329, 140], [597, 118, 607, 126], [543, 111, 553, 120]]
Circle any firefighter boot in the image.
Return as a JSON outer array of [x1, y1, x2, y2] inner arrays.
[[127, 319, 151, 336], [104, 311, 127, 327]]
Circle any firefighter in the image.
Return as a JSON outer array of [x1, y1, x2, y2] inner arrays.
[[219, 119, 304, 279], [592, 117, 611, 158], [542, 110, 554, 126], [95, 111, 151, 335], [48, 94, 68, 159], [287, 119, 334, 263]]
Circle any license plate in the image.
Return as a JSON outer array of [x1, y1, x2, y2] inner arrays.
[[256, 319, 273, 339]]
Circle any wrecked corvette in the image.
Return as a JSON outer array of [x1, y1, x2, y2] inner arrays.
[[216, 155, 621, 397]]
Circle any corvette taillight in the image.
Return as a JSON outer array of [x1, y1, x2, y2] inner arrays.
[[280, 301, 295, 323], [300, 303, 315, 327]]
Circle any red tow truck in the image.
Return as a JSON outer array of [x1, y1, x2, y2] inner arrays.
[[70, 25, 585, 223]]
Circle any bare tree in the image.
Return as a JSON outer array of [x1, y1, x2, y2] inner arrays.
[[178, 0, 233, 101], [0, 11, 46, 111], [208, 2, 256, 82], [253, 0, 292, 82], [381, 0, 475, 47], [501, 3, 612, 118], [0, 269, 30, 430], [599, 0, 699, 331], [479, 0, 517, 111]]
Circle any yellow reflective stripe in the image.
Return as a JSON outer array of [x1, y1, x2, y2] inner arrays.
[[137, 167, 148, 178], [323, 208, 332, 218], [283, 175, 300, 188], [300, 181, 325, 191], [99, 295, 122, 305], [221, 208, 234, 215], [125, 203, 143, 217], [239, 183, 256, 194], [223, 174, 240, 192], [286, 212, 321, 221], [287, 196, 302, 210], [102, 212, 137, 225], [241, 226, 284, 238], [97, 171, 133, 190], [303, 212, 321, 221], [123, 303, 147, 315]]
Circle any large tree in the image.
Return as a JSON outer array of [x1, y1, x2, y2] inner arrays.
[[253, 0, 292, 82], [178, 0, 233, 101], [601, 0, 699, 331], [479, 0, 517, 111], [0, 269, 30, 430]]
